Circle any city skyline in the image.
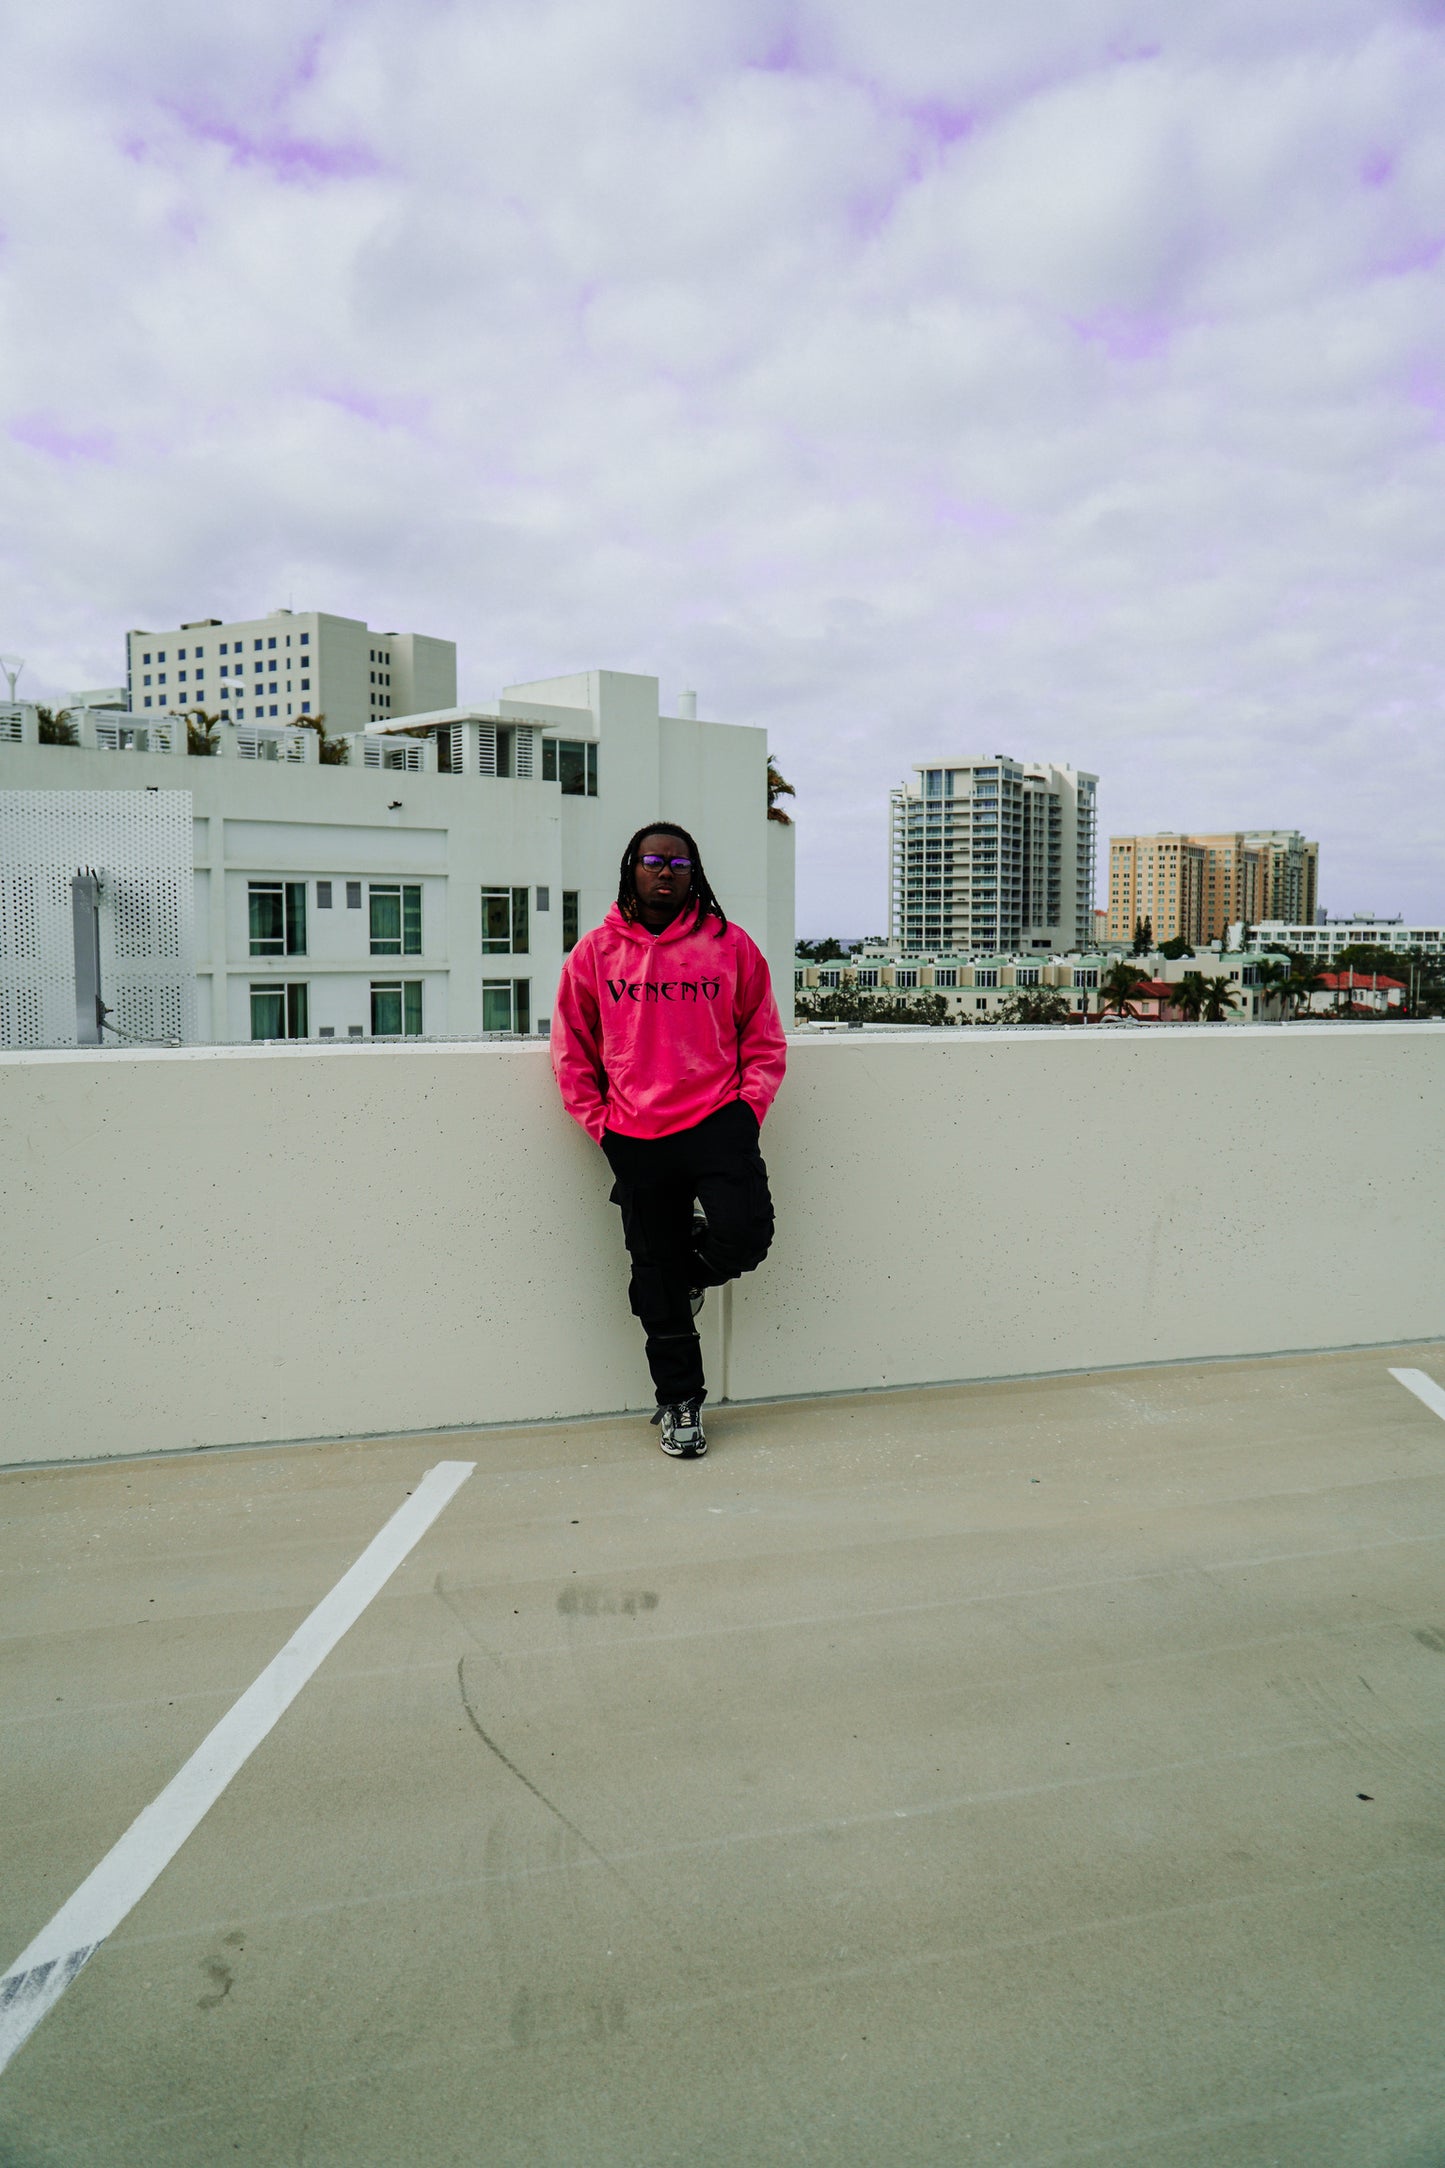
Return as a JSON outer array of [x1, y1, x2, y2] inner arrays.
[[4, 3, 1444, 929]]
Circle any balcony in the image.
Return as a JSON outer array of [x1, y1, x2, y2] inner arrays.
[[3, 1026, 1444, 2160]]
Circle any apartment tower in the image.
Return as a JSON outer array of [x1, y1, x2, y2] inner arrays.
[[125, 610, 457, 735], [890, 758, 1098, 954]]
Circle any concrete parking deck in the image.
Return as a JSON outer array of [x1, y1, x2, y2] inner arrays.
[[3, 1345, 1445, 2166]]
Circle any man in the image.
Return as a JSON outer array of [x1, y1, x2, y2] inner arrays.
[[550, 823, 787, 1458]]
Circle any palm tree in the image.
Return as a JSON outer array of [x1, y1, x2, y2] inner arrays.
[[767, 759, 795, 825], [1099, 961, 1149, 1018], [1199, 978, 1241, 1023], [1252, 958, 1290, 1020], [185, 710, 222, 755], [1173, 971, 1210, 1022], [1283, 960, 1327, 1017]]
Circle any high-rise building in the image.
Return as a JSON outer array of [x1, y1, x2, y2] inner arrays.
[[889, 758, 1098, 954], [124, 609, 457, 735], [1107, 829, 1318, 945]]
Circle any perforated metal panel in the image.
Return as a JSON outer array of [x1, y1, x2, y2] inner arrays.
[[0, 789, 197, 1047]]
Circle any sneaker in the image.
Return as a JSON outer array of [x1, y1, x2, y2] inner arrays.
[[651, 1399, 707, 1458]]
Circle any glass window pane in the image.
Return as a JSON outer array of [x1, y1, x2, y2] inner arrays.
[[481, 889, 511, 953], [286, 983, 309, 1038], [511, 887, 529, 955], [562, 891, 579, 952], [542, 738, 557, 781], [514, 978, 529, 1034], [403, 981, 423, 1035], [371, 983, 402, 1035], [249, 886, 284, 955], [402, 884, 422, 955], [285, 882, 307, 956], [370, 886, 401, 954], [586, 743, 598, 796], [558, 742, 585, 796], [250, 987, 285, 1038], [482, 982, 512, 1031]]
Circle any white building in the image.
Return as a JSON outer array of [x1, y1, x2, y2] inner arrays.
[[796, 949, 1105, 1023], [0, 669, 794, 1048], [1246, 917, 1444, 962], [890, 758, 1098, 955], [124, 609, 456, 735]]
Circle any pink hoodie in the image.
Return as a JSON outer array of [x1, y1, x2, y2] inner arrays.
[[551, 903, 787, 1142]]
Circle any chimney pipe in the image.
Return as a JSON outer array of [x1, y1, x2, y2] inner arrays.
[[676, 690, 697, 720]]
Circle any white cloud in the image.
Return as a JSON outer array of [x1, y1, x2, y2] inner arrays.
[[2, 0, 1444, 927]]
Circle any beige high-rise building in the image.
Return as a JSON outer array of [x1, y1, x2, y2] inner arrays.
[[1108, 829, 1318, 944], [124, 609, 457, 737]]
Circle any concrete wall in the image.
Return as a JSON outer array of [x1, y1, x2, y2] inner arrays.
[[3, 1024, 1443, 1467]]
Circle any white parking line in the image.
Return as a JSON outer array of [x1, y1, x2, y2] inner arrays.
[[0, 1459, 474, 2078], [1389, 1368, 1445, 1423]]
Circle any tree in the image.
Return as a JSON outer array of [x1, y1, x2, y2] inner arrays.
[[295, 711, 348, 765], [996, 985, 1072, 1025], [1252, 957, 1291, 1019], [186, 710, 222, 755], [767, 759, 795, 825], [1132, 916, 1154, 956], [795, 988, 949, 1027], [1199, 977, 1240, 1022], [35, 704, 78, 746], [1173, 971, 1210, 1022], [1283, 959, 1328, 1016], [1099, 961, 1150, 1017], [796, 936, 848, 961], [1158, 934, 1194, 961]]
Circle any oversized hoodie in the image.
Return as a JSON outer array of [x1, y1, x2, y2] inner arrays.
[[551, 903, 787, 1142]]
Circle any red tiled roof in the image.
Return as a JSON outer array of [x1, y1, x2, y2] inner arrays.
[[1318, 969, 1404, 991]]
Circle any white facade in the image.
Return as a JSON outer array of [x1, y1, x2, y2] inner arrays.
[[0, 670, 794, 1048], [124, 609, 457, 736], [1247, 918, 1444, 960], [890, 757, 1098, 955], [796, 949, 1104, 1023]]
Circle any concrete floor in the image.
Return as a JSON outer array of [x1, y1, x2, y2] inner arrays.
[[3, 1347, 1445, 2167]]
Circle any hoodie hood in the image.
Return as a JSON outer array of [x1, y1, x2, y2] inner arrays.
[[601, 900, 719, 947]]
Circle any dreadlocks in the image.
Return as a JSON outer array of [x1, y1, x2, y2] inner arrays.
[[617, 821, 728, 936]]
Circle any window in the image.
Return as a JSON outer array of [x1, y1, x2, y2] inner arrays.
[[482, 979, 530, 1033], [858, 968, 879, 987], [346, 881, 362, 909], [935, 968, 956, 987], [976, 997, 989, 1011], [536, 886, 550, 913], [317, 881, 333, 909], [562, 891, 580, 952], [250, 983, 308, 1039], [370, 981, 423, 1036], [143, 674, 151, 686], [254, 639, 262, 650], [300, 632, 309, 645], [142, 652, 151, 664], [558, 740, 598, 796], [896, 969, 917, 988], [248, 881, 307, 956], [481, 886, 529, 954], [370, 883, 422, 956], [268, 636, 276, 649], [819, 970, 840, 988], [543, 739, 557, 781], [301, 678, 310, 691]]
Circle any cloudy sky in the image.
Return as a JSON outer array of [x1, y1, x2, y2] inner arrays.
[[4, 0, 1444, 931]]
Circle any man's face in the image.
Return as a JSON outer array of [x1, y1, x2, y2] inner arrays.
[[633, 832, 694, 917]]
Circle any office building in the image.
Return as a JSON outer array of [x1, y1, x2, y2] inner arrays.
[[124, 609, 457, 735], [890, 758, 1098, 954]]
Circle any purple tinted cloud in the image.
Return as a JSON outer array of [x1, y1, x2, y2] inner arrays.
[[166, 103, 381, 184], [10, 416, 114, 464]]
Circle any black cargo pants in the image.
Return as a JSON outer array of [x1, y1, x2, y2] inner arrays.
[[599, 1098, 775, 1406]]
